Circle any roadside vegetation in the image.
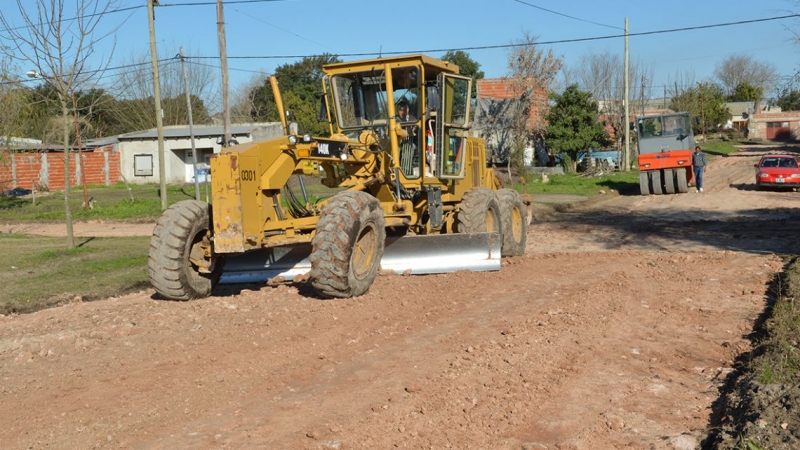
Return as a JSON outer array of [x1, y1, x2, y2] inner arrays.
[[710, 257, 800, 449], [0, 234, 151, 314], [519, 170, 640, 196], [0, 183, 197, 221], [516, 139, 741, 197]]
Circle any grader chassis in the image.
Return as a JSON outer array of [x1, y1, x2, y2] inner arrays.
[[148, 54, 530, 300]]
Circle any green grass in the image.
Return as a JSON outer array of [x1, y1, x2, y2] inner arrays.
[[702, 140, 741, 157], [515, 139, 744, 198], [0, 234, 151, 314], [518, 170, 642, 196], [0, 182, 203, 221], [752, 259, 800, 385], [0, 180, 341, 221]]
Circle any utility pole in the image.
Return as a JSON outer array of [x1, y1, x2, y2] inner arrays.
[[623, 17, 630, 172], [217, 0, 232, 146], [180, 47, 201, 201], [700, 87, 705, 141], [148, 0, 168, 210]]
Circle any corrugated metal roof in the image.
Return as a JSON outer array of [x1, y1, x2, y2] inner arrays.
[[116, 123, 280, 141], [727, 101, 755, 117]]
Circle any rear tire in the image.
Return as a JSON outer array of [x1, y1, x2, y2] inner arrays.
[[639, 172, 650, 196], [676, 168, 688, 193], [664, 168, 676, 194], [457, 187, 502, 235], [149, 200, 223, 300], [650, 170, 663, 195], [496, 189, 527, 256], [310, 191, 386, 298]]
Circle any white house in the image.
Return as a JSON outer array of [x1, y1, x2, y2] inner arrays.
[[115, 123, 283, 184]]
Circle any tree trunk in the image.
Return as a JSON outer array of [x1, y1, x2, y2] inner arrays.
[[60, 96, 74, 249]]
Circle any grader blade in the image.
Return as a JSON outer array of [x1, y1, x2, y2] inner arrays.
[[218, 232, 501, 286]]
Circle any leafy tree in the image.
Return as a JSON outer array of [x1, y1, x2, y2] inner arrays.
[[248, 54, 340, 136], [729, 82, 763, 102], [545, 84, 611, 172], [570, 50, 653, 170], [776, 89, 800, 111], [441, 50, 484, 99], [669, 82, 730, 134]]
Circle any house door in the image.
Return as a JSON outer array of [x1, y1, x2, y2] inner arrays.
[[183, 148, 214, 182], [766, 122, 791, 141]]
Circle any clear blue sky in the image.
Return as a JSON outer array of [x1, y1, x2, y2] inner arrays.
[[4, 0, 800, 100]]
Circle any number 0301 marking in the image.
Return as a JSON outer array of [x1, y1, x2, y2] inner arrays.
[[241, 169, 257, 181]]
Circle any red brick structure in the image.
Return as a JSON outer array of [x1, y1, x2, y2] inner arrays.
[[0, 145, 120, 192], [476, 78, 549, 129], [749, 111, 800, 141]]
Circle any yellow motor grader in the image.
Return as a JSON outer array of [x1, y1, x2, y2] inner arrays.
[[148, 54, 531, 300]]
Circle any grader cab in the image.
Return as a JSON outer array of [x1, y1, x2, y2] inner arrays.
[[148, 54, 531, 300]]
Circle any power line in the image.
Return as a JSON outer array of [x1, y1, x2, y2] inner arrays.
[[186, 59, 270, 75], [230, 6, 336, 52], [0, 5, 145, 33], [0, 58, 178, 86], [0, 0, 289, 34], [159, 0, 291, 6], [186, 13, 800, 61], [512, 0, 623, 30]]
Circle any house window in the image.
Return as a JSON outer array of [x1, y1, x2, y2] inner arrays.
[[134, 154, 153, 176]]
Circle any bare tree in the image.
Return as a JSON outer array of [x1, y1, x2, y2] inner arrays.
[[110, 47, 219, 133], [572, 50, 654, 154], [0, 52, 25, 152], [230, 72, 269, 124], [0, 0, 121, 248], [479, 31, 562, 178], [713, 55, 779, 97]]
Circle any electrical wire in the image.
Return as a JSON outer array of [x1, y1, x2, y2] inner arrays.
[[183, 14, 799, 62], [512, 0, 623, 30], [159, 0, 291, 6]]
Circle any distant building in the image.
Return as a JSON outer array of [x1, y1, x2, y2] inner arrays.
[[0, 123, 284, 191], [114, 123, 283, 184], [473, 78, 550, 165]]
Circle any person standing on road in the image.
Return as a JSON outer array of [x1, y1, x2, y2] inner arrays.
[[692, 146, 708, 193]]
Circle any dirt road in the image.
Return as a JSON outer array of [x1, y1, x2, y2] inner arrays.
[[1, 145, 799, 449]]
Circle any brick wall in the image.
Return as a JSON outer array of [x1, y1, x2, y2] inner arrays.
[[477, 78, 549, 130], [0, 146, 120, 192]]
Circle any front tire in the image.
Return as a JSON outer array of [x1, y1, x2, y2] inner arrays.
[[310, 191, 386, 298], [676, 168, 689, 193], [664, 168, 676, 194], [639, 172, 650, 196], [496, 189, 527, 256], [457, 187, 502, 235], [148, 200, 223, 300], [650, 170, 663, 195]]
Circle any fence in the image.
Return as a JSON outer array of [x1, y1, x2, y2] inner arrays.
[[0, 146, 120, 192]]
